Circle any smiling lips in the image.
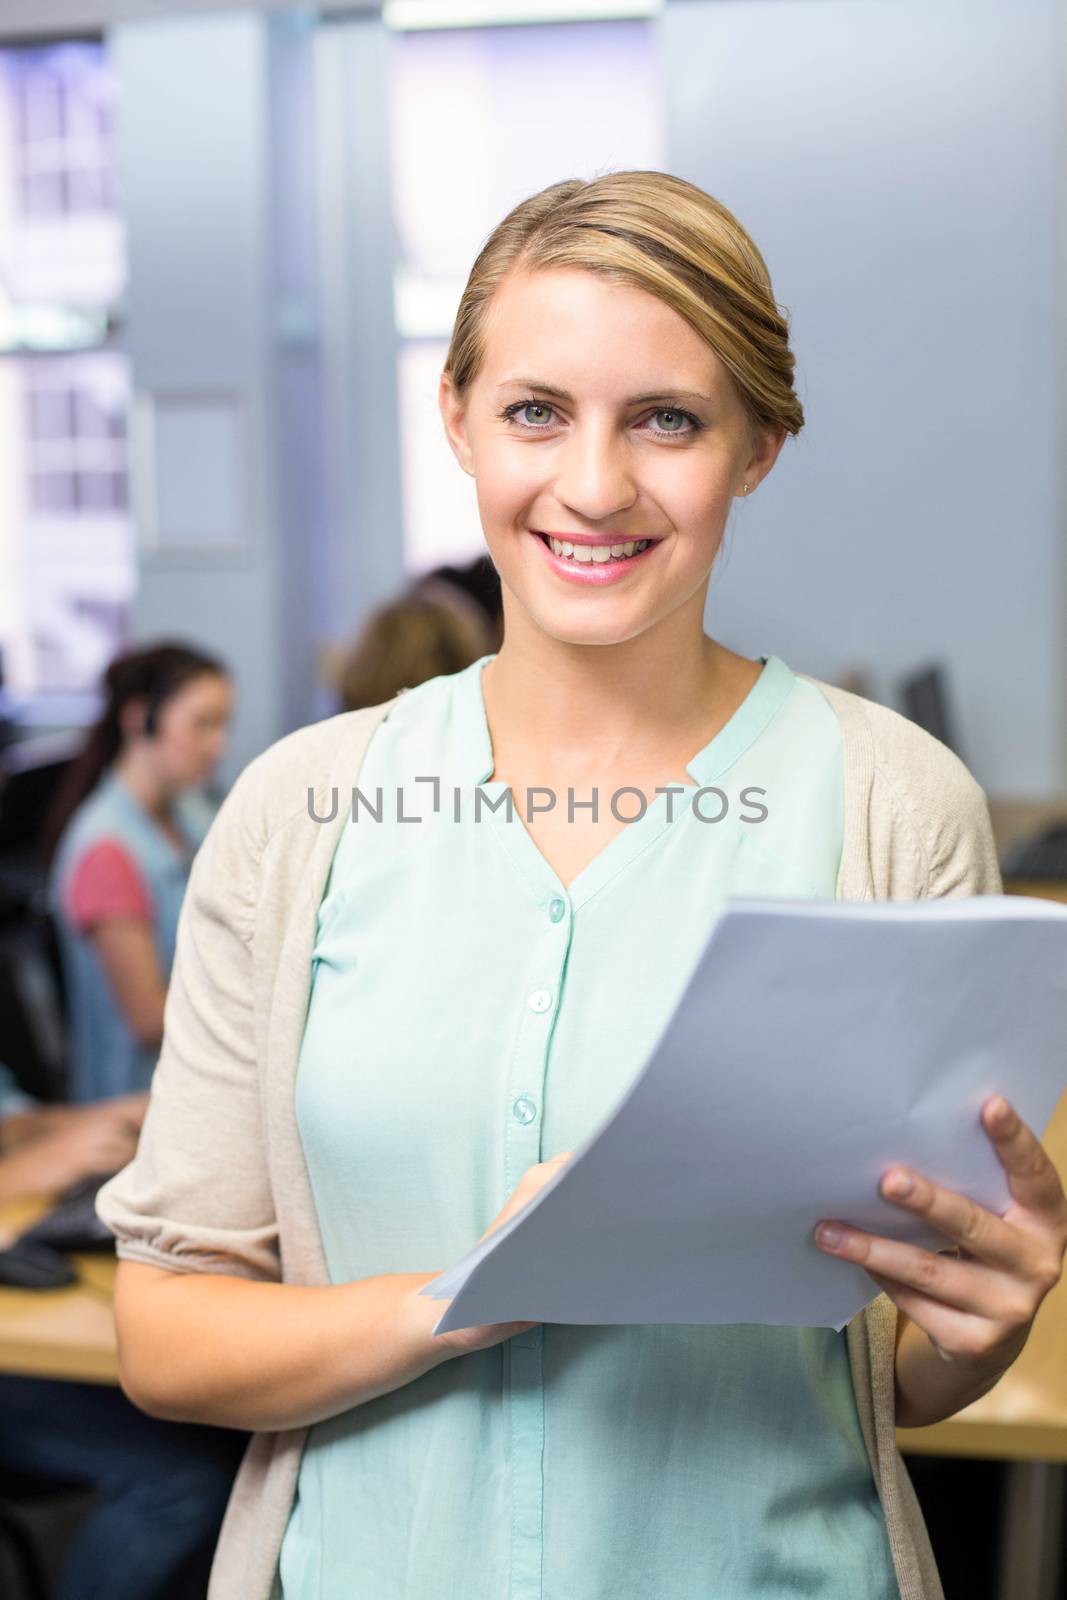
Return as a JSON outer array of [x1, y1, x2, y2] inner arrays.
[[530, 528, 661, 584], [542, 534, 651, 563]]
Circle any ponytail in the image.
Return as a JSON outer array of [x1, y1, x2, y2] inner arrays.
[[38, 640, 227, 872]]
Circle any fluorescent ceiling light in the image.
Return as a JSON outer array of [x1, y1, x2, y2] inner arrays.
[[384, 0, 661, 29]]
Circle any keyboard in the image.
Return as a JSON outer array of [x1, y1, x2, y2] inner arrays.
[[1004, 825, 1067, 882], [18, 1171, 116, 1253]]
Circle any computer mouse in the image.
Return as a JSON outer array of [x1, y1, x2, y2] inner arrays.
[[0, 1239, 79, 1290]]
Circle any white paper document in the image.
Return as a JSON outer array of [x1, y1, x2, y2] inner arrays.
[[420, 895, 1067, 1334]]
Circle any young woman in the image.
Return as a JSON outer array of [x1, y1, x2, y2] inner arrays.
[[97, 172, 1067, 1600], [43, 642, 233, 1101]]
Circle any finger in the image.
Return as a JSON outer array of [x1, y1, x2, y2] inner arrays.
[[93, 1108, 132, 1132], [96, 1133, 137, 1163], [981, 1097, 1067, 1218], [814, 1221, 1013, 1318], [862, 1268, 990, 1361], [875, 1162, 1036, 1275]]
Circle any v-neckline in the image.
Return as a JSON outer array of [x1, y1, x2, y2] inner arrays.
[[453, 651, 796, 910]]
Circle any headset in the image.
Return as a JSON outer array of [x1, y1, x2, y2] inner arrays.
[[142, 682, 167, 738], [139, 660, 188, 738]]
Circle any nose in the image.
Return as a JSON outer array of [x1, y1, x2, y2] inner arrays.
[[552, 417, 639, 525]]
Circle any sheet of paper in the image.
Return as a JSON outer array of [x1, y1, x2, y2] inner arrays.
[[420, 895, 1067, 1334]]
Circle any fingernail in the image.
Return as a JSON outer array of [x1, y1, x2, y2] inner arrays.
[[816, 1223, 845, 1248], [988, 1096, 1009, 1123], [884, 1171, 914, 1198]]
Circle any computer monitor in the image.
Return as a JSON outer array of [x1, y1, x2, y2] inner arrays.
[[898, 663, 962, 760]]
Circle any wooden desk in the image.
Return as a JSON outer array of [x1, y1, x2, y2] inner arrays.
[[1003, 878, 1067, 906], [0, 1196, 118, 1384]]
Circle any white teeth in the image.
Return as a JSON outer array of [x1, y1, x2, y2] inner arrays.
[[547, 536, 652, 563]]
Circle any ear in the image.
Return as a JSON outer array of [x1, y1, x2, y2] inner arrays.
[[738, 424, 788, 497], [118, 695, 149, 742], [439, 370, 475, 478]]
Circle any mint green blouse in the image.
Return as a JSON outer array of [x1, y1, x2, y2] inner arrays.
[[278, 651, 897, 1599]]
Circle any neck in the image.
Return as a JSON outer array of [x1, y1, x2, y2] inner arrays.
[[480, 603, 759, 782], [113, 747, 173, 823]]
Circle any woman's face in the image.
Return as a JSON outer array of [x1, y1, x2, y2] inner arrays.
[[440, 267, 785, 650], [148, 672, 233, 787]]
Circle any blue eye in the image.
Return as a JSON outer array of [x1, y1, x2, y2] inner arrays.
[[497, 399, 703, 438], [497, 400, 555, 427], [519, 401, 553, 426]]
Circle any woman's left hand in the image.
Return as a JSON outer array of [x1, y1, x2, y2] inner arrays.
[[813, 1095, 1067, 1367]]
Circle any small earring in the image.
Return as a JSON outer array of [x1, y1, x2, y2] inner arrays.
[[742, 483, 750, 494]]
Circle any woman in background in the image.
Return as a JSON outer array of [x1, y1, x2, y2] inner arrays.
[[0, 645, 242, 1600], [329, 571, 500, 713], [41, 642, 232, 1102]]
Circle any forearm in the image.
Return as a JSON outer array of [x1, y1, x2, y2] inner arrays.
[[114, 1262, 454, 1431], [0, 1106, 67, 1154], [894, 1311, 1016, 1428], [0, 1139, 68, 1202]]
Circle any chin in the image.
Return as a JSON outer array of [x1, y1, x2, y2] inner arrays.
[[525, 608, 657, 651]]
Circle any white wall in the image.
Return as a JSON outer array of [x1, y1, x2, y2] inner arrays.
[[663, 0, 1066, 796]]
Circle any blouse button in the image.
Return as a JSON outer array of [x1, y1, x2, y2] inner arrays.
[[527, 989, 552, 1013], [548, 897, 566, 923], [512, 1096, 537, 1124]]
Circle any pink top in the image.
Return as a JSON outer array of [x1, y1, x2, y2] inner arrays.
[[64, 837, 153, 932]]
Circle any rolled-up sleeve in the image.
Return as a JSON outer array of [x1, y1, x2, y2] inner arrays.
[[95, 754, 281, 1280]]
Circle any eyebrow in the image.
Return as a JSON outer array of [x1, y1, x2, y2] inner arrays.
[[496, 378, 715, 406]]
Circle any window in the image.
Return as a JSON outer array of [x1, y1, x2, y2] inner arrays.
[[13, 42, 116, 222], [0, 40, 133, 715]]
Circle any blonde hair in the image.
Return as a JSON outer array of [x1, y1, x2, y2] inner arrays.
[[443, 169, 804, 443]]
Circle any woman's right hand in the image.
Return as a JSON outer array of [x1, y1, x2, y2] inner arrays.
[[407, 1151, 574, 1361]]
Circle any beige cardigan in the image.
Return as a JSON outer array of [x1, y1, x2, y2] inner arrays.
[[96, 672, 1003, 1600]]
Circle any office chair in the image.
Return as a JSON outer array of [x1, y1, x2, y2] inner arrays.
[[0, 914, 70, 1104]]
